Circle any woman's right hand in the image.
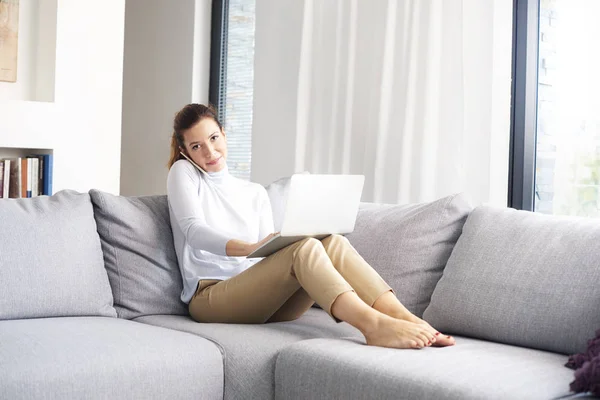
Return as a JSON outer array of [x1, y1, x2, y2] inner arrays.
[[246, 232, 279, 256], [226, 232, 279, 257]]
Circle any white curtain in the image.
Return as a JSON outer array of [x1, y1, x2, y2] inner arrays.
[[252, 0, 513, 206]]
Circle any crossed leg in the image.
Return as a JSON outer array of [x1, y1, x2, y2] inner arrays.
[[267, 234, 454, 347], [321, 234, 454, 347]]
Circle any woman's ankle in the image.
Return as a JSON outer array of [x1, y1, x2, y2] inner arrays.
[[331, 292, 381, 335], [372, 292, 415, 321]]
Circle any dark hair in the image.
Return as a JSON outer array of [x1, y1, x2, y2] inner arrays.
[[167, 103, 223, 169]]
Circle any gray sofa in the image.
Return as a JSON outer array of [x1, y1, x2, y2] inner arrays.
[[1, 189, 598, 400]]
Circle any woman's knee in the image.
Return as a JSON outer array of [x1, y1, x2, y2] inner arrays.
[[322, 233, 348, 248], [292, 237, 326, 265], [297, 237, 323, 250], [331, 234, 347, 243]]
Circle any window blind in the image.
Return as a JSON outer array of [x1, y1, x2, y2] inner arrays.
[[214, 0, 256, 181]]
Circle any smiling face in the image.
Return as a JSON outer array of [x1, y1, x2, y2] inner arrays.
[[181, 117, 228, 173]]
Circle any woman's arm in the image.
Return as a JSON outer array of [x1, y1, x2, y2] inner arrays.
[[227, 187, 277, 256], [167, 161, 233, 256]]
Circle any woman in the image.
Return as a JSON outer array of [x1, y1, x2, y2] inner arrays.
[[166, 103, 455, 349]]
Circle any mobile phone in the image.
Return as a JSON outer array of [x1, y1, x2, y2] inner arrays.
[[180, 151, 208, 175]]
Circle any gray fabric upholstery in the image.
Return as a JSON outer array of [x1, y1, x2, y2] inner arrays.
[[134, 308, 362, 400], [345, 193, 472, 317], [0, 190, 116, 320], [89, 190, 187, 319], [275, 337, 575, 400], [423, 206, 600, 355], [0, 317, 223, 400]]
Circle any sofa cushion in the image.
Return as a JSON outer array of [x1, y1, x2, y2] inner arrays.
[[0, 190, 116, 320], [275, 337, 574, 400], [345, 193, 472, 317], [423, 206, 600, 355], [134, 307, 361, 400], [89, 190, 187, 319], [0, 316, 223, 400]]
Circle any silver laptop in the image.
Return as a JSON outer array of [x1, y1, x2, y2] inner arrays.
[[247, 174, 365, 258]]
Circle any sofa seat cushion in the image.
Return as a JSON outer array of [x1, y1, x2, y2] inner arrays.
[[275, 337, 576, 400], [134, 308, 362, 400], [0, 317, 223, 400]]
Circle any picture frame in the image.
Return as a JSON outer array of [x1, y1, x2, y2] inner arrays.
[[0, 0, 19, 83]]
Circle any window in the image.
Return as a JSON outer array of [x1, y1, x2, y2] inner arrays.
[[510, 0, 600, 217], [210, 0, 256, 180]]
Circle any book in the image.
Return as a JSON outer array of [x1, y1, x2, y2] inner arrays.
[[0, 161, 4, 198], [26, 158, 32, 198], [42, 154, 53, 195], [3, 160, 11, 198], [30, 157, 39, 197], [8, 158, 22, 198], [37, 155, 44, 196], [21, 158, 27, 198]]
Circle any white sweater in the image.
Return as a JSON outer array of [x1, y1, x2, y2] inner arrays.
[[166, 160, 274, 304]]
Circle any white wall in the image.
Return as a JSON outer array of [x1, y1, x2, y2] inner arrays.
[[251, 0, 305, 186], [0, 0, 125, 194], [120, 0, 212, 196]]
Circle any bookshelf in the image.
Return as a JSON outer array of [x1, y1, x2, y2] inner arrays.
[[0, 147, 53, 159], [0, 147, 54, 198], [0, 1, 58, 198]]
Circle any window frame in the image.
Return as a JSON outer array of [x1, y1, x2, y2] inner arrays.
[[508, 0, 540, 211]]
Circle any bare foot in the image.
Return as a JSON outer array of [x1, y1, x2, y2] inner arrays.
[[364, 314, 437, 349], [370, 293, 455, 347], [388, 311, 455, 347], [409, 317, 455, 347]]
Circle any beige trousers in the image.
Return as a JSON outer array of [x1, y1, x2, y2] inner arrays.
[[188, 234, 392, 324]]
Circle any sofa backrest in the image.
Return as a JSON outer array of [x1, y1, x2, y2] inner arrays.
[[423, 205, 600, 355], [0, 190, 117, 320], [89, 190, 188, 319], [88, 188, 471, 321]]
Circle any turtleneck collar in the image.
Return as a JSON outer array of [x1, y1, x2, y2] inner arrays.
[[205, 163, 230, 185]]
